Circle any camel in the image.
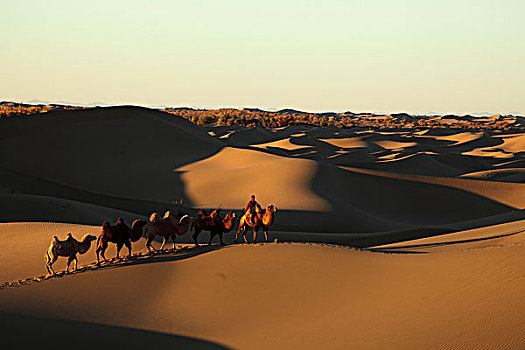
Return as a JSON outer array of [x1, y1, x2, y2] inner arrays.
[[235, 204, 277, 244], [145, 211, 193, 252], [45, 233, 97, 275], [96, 218, 148, 263], [191, 209, 237, 246]]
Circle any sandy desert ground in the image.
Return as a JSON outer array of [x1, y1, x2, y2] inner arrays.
[[0, 106, 524, 349]]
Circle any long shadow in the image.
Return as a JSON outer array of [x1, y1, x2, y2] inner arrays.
[[1, 245, 225, 290], [0, 166, 160, 216], [369, 229, 525, 254], [0, 312, 230, 349]]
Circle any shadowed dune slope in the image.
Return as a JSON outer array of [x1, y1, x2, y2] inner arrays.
[[0, 313, 228, 350], [0, 194, 142, 224], [0, 106, 222, 203], [345, 167, 525, 209]]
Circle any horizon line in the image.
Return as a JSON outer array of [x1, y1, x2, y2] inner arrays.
[[2, 99, 523, 117]]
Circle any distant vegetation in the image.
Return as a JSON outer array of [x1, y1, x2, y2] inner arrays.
[[1, 102, 523, 132], [0, 102, 85, 117]]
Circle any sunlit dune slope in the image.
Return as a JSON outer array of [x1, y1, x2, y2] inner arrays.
[[1, 226, 523, 349], [177, 146, 330, 211]]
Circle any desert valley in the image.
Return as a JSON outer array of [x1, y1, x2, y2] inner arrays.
[[0, 104, 523, 348]]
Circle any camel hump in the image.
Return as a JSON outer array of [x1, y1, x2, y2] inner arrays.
[[150, 213, 160, 223], [117, 217, 125, 224]]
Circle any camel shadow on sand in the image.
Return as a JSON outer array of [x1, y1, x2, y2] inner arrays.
[[1, 245, 226, 290]]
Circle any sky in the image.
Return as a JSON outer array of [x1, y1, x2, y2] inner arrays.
[[1, 0, 524, 114]]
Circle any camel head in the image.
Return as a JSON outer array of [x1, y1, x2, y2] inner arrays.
[[267, 204, 277, 213], [116, 217, 125, 225], [255, 203, 263, 213]]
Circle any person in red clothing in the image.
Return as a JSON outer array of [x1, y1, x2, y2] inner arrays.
[[245, 194, 258, 225]]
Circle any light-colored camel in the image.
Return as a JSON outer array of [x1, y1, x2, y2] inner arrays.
[[145, 211, 193, 252], [45, 233, 97, 275], [235, 204, 277, 243]]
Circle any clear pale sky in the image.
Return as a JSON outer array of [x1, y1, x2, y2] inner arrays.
[[2, 0, 524, 114]]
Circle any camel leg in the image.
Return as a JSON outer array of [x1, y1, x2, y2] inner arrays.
[[46, 252, 57, 275], [73, 255, 78, 271], [66, 255, 75, 273], [125, 240, 132, 258], [253, 227, 258, 244], [98, 240, 109, 262], [159, 237, 168, 250], [264, 228, 269, 242], [172, 235, 177, 250], [192, 230, 201, 247], [242, 226, 248, 244], [234, 228, 240, 244], [116, 242, 124, 259], [146, 235, 156, 253], [208, 231, 215, 246], [219, 232, 225, 246]]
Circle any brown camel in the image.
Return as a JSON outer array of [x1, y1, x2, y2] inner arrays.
[[235, 204, 277, 243], [96, 218, 148, 263], [145, 211, 193, 252], [191, 209, 237, 246], [45, 233, 97, 275]]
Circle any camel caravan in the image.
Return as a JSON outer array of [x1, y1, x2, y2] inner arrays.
[[45, 195, 277, 275]]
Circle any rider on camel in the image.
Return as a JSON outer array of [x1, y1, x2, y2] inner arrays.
[[245, 194, 258, 225]]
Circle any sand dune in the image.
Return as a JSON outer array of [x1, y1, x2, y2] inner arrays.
[[252, 138, 311, 151], [345, 167, 525, 209], [0, 194, 142, 224], [0, 106, 221, 203], [177, 146, 331, 211], [461, 168, 525, 182], [1, 106, 524, 348], [1, 223, 522, 349]]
